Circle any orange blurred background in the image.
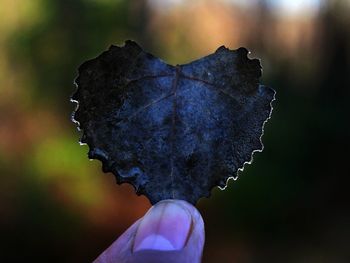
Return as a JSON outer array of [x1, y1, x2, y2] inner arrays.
[[0, 0, 349, 262]]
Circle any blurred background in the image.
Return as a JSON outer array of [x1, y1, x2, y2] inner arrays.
[[0, 0, 349, 262]]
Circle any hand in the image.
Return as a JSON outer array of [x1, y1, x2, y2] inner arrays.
[[94, 200, 205, 263]]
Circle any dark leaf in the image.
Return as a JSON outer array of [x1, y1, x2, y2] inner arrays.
[[71, 40, 276, 205]]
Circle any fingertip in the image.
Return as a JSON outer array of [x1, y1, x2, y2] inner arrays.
[[94, 200, 205, 263], [131, 200, 205, 263], [133, 200, 196, 252]]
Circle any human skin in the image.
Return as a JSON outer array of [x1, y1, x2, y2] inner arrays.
[[94, 200, 205, 263]]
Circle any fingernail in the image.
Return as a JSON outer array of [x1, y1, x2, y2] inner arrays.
[[133, 202, 192, 252]]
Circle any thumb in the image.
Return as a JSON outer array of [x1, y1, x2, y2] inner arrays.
[[94, 200, 205, 263]]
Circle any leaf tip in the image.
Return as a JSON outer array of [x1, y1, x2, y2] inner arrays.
[[216, 45, 229, 52], [237, 47, 249, 56]]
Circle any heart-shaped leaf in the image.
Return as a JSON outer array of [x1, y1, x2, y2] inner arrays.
[[71, 41, 275, 204]]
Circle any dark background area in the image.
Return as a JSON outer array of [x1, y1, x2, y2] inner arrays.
[[0, 0, 349, 262]]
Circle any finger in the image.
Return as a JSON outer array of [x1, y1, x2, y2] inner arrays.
[[94, 199, 205, 263]]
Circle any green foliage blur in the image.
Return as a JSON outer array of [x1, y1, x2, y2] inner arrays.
[[0, 0, 349, 262]]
